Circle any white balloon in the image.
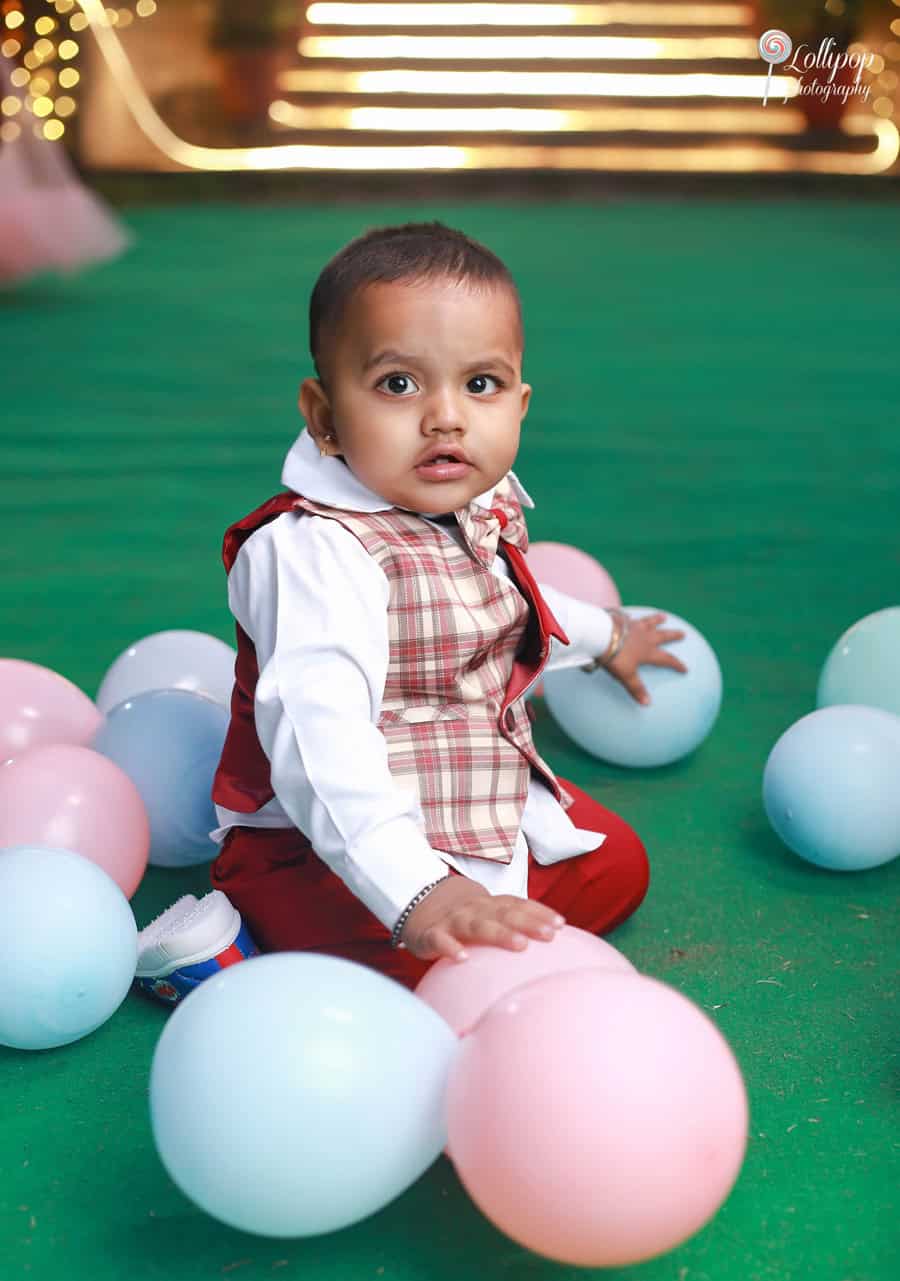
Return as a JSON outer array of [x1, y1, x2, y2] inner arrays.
[[96, 630, 236, 714]]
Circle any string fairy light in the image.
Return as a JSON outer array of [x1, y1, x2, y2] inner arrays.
[[852, 2, 900, 124], [0, 0, 158, 143]]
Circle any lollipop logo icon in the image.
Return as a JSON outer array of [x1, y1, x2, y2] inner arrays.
[[758, 28, 793, 106]]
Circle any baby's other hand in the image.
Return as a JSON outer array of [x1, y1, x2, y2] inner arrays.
[[605, 611, 687, 706], [399, 876, 565, 962]]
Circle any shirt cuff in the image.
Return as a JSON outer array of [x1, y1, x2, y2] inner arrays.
[[338, 817, 454, 934], [537, 584, 615, 673]]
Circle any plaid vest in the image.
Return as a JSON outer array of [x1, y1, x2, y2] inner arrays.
[[212, 476, 573, 864]]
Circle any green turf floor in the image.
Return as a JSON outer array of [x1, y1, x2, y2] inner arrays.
[[1, 196, 898, 1281]]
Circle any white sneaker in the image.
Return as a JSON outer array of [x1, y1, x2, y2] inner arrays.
[[133, 891, 259, 1005]]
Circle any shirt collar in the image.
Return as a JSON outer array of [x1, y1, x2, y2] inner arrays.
[[281, 428, 535, 514]]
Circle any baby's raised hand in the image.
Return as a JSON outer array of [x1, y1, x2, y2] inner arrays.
[[399, 876, 565, 963], [604, 610, 687, 706]]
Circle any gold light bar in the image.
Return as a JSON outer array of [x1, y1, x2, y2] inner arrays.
[[74, 2, 896, 175], [300, 34, 759, 59], [269, 99, 803, 134], [279, 68, 799, 98], [451, 119, 898, 174], [306, 4, 756, 28]]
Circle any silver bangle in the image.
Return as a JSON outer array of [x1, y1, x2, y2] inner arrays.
[[390, 877, 446, 949]]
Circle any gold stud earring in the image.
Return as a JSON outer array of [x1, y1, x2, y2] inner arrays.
[[319, 435, 333, 458]]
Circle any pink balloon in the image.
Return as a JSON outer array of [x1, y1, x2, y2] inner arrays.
[[0, 659, 103, 764], [526, 544, 621, 697], [0, 745, 149, 898], [446, 969, 748, 1268], [415, 924, 635, 1037], [527, 542, 621, 610]]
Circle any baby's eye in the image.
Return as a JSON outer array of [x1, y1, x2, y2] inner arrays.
[[468, 374, 503, 394], [379, 373, 419, 396]]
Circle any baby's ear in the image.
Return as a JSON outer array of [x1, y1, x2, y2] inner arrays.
[[298, 376, 333, 430], [520, 382, 532, 418]]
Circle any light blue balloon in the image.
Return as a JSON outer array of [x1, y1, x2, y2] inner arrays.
[[543, 606, 722, 768], [92, 688, 229, 868], [0, 846, 137, 1050], [763, 705, 900, 871], [150, 953, 459, 1237], [817, 606, 900, 718]]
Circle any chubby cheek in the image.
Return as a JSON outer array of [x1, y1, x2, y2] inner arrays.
[[330, 389, 369, 440], [342, 425, 411, 491], [496, 426, 521, 472], [345, 387, 408, 430]]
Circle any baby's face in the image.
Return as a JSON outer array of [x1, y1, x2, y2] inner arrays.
[[300, 276, 530, 514]]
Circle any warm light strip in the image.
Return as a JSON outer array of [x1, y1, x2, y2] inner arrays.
[[269, 99, 803, 134], [70, 0, 462, 168], [73, 2, 896, 175], [306, 4, 756, 28], [300, 34, 759, 59], [450, 119, 897, 174], [279, 68, 799, 99]]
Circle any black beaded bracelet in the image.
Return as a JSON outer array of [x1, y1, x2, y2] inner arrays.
[[390, 877, 447, 949]]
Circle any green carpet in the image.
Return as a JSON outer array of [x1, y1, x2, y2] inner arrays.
[[1, 197, 898, 1281]]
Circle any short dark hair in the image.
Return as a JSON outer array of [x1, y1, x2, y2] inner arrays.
[[309, 220, 523, 388]]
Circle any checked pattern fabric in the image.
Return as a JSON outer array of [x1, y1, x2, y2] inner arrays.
[[213, 474, 565, 864]]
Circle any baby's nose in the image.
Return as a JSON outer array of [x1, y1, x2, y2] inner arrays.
[[423, 388, 466, 432]]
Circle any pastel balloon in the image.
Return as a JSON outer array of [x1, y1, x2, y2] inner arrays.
[[543, 606, 721, 767], [526, 542, 621, 609], [0, 744, 149, 897], [0, 658, 102, 763], [150, 953, 459, 1237], [415, 924, 636, 1037], [446, 969, 748, 1268], [763, 704, 900, 871], [95, 629, 236, 714], [817, 606, 900, 718], [91, 689, 228, 868], [0, 846, 137, 1050], [526, 544, 621, 697]]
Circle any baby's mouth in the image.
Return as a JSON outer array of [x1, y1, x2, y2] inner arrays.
[[415, 455, 474, 479]]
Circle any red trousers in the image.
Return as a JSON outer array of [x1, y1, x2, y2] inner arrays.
[[210, 776, 649, 990]]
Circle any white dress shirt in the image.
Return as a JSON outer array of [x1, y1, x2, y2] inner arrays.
[[211, 429, 615, 932]]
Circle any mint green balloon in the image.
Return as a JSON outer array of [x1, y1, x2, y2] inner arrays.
[[817, 607, 900, 717], [150, 953, 459, 1237]]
